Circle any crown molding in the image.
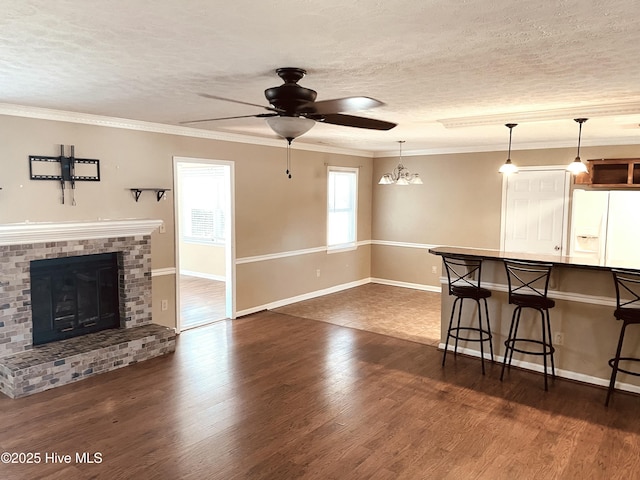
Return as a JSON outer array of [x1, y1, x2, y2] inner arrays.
[[373, 136, 640, 158], [437, 101, 640, 128], [3, 102, 638, 159], [0, 103, 372, 158]]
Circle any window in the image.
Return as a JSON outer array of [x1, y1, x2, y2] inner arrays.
[[327, 167, 358, 250], [179, 165, 228, 244]]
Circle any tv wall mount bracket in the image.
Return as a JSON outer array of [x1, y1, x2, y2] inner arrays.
[[29, 145, 100, 205]]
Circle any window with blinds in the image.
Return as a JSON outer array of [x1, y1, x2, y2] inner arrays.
[[327, 166, 358, 251], [179, 165, 229, 244]]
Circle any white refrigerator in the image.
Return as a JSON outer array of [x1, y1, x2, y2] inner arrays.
[[570, 189, 640, 268]]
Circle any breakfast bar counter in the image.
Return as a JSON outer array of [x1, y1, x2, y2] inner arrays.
[[429, 246, 640, 272], [428, 246, 640, 393]]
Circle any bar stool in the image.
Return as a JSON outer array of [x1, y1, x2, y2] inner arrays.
[[605, 268, 640, 406], [441, 255, 494, 374], [501, 260, 555, 391]]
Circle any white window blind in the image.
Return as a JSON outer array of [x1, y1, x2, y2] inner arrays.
[[179, 165, 228, 244], [327, 167, 358, 250]]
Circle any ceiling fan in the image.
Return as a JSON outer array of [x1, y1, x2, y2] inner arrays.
[[182, 67, 397, 142]]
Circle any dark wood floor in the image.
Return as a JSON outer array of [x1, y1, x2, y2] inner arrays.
[[0, 311, 639, 479], [179, 275, 226, 329]]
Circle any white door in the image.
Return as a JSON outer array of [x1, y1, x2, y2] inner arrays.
[[502, 169, 569, 255]]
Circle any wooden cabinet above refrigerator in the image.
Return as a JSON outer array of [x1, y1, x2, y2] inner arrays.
[[575, 158, 640, 187]]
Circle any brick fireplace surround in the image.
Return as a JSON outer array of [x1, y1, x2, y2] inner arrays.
[[0, 220, 176, 398]]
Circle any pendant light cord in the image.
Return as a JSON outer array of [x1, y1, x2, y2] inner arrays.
[[505, 123, 517, 161], [576, 121, 583, 159]]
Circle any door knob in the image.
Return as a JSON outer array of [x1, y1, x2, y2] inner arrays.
[[554, 246, 561, 251]]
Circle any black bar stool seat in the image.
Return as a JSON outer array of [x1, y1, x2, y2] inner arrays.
[[510, 294, 555, 310], [501, 260, 556, 391], [613, 307, 640, 323], [441, 255, 494, 375], [451, 285, 492, 300], [605, 269, 640, 406]]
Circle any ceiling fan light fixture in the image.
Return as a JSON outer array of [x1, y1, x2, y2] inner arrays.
[[378, 141, 422, 186], [567, 118, 589, 175], [499, 123, 519, 174], [265, 116, 315, 142]]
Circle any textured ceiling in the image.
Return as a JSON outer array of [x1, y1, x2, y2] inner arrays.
[[2, 0, 640, 155]]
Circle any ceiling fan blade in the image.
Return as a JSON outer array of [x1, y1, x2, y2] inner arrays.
[[319, 113, 397, 130], [198, 93, 281, 113], [180, 113, 276, 125], [304, 97, 385, 114]]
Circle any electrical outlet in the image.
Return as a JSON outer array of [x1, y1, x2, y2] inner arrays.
[[161, 299, 168, 311], [159, 223, 166, 234], [431, 266, 437, 274], [554, 332, 564, 346], [316, 269, 321, 278]]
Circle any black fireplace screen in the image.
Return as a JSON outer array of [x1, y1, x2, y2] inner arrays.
[[30, 253, 120, 345]]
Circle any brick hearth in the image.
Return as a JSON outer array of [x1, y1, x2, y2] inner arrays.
[[0, 220, 176, 398], [0, 324, 175, 398]]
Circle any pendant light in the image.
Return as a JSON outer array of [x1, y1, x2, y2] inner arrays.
[[498, 123, 518, 174], [566, 118, 589, 175], [378, 141, 423, 185]]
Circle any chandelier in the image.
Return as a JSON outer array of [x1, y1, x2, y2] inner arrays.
[[378, 141, 423, 185]]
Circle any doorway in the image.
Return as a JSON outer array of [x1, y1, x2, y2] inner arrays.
[[173, 157, 235, 332], [501, 167, 570, 255]]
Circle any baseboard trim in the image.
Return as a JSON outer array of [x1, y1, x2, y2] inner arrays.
[[179, 270, 226, 282], [371, 277, 441, 293], [236, 278, 372, 317], [439, 343, 640, 395]]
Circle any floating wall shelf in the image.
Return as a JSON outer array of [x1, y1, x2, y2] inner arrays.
[[130, 188, 171, 202]]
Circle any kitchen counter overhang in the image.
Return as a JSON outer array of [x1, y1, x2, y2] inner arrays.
[[429, 246, 640, 272]]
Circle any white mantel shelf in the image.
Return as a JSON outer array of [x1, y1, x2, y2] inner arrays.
[[0, 219, 163, 246]]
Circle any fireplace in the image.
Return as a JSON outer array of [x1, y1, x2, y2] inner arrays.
[[31, 252, 120, 345], [0, 220, 176, 398]]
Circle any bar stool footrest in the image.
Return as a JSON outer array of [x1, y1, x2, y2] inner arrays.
[[505, 338, 555, 357], [608, 357, 640, 377], [447, 326, 492, 343]]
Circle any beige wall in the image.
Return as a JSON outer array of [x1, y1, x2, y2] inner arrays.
[[0, 114, 372, 327], [151, 275, 177, 329], [371, 144, 640, 289], [237, 246, 371, 308], [4, 112, 639, 330], [180, 242, 226, 278]]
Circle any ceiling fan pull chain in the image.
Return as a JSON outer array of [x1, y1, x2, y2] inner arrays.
[[286, 139, 292, 179]]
